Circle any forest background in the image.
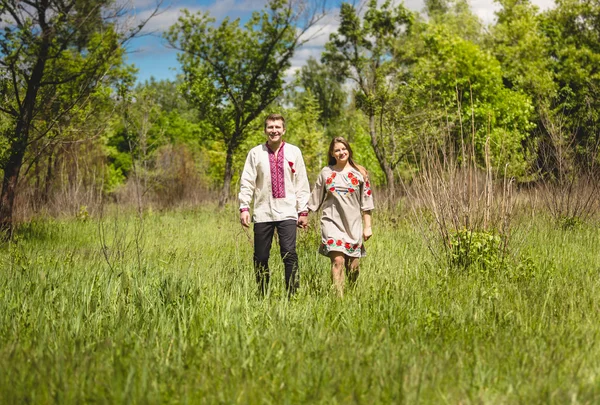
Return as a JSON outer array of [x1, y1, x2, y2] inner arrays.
[[2, 0, 600, 402], [0, 0, 598, 228]]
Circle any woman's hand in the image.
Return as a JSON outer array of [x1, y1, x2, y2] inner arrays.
[[363, 226, 372, 241]]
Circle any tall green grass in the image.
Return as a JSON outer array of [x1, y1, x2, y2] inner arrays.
[[1, 206, 599, 403]]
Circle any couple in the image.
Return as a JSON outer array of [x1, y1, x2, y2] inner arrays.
[[239, 113, 374, 296]]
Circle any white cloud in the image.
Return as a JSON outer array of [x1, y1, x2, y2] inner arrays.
[[119, 0, 173, 10], [533, 0, 556, 8], [470, 0, 500, 24], [298, 12, 340, 48], [403, 0, 429, 14], [290, 46, 324, 69], [208, 0, 268, 19], [134, 0, 169, 8], [471, 0, 556, 24], [132, 7, 205, 32], [128, 0, 559, 82], [124, 0, 273, 34]]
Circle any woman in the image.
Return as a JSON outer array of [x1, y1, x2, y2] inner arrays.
[[308, 137, 374, 296]]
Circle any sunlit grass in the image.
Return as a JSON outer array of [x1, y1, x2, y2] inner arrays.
[[1, 205, 599, 403]]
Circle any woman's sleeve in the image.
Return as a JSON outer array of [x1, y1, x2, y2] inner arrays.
[[308, 169, 326, 212], [360, 174, 374, 212]]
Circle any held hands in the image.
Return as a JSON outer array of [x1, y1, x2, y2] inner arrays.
[[240, 211, 250, 228], [363, 226, 373, 241], [297, 215, 308, 229]]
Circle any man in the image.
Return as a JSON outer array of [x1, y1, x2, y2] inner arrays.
[[239, 113, 310, 295]]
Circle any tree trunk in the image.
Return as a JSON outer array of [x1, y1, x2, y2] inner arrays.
[[42, 147, 54, 204], [219, 144, 235, 207], [0, 4, 51, 234], [384, 166, 395, 198], [0, 141, 27, 235], [368, 115, 395, 197]]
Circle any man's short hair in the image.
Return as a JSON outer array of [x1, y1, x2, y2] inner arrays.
[[264, 113, 286, 129]]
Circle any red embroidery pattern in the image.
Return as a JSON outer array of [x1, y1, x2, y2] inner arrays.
[[325, 170, 361, 197], [267, 142, 285, 198], [287, 160, 296, 174], [323, 238, 362, 254], [364, 178, 372, 197]]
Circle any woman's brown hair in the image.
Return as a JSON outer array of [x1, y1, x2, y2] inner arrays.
[[328, 137, 368, 178]]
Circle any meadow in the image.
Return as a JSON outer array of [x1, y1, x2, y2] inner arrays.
[[1, 204, 599, 404]]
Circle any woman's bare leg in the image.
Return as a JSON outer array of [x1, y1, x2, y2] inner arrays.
[[346, 256, 360, 286], [329, 252, 346, 296]]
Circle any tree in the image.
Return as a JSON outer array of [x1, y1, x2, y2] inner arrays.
[[24, 83, 117, 214], [540, 0, 600, 155], [0, 0, 161, 233], [285, 90, 325, 181], [489, 0, 555, 98], [166, 0, 326, 205], [105, 78, 212, 205], [411, 24, 535, 175], [296, 57, 347, 128], [425, 0, 483, 43], [323, 0, 414, 195]]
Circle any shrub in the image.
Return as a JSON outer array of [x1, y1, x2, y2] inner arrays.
[[449, 229, 504, 271]]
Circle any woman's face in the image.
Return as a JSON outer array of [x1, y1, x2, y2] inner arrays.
[[331, 142, 349, 165]]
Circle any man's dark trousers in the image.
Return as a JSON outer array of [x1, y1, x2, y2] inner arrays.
[[253, 219, 299, 295]]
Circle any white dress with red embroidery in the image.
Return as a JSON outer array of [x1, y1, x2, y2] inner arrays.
[[308, 166, 374, 257]]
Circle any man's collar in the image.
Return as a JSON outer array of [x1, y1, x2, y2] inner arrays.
[[266, 140, 285, 153]]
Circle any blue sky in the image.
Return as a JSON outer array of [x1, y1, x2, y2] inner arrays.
[[125, 0, 555, 84], [125, 0, 280, 83]]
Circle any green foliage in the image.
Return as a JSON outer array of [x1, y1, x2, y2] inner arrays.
[[0, 3, 126, 135], [449, 229, 504, 271], [557, 215, 585, 230], [540, 0, 600, 152], [102, 79, 213, 192], [488, 0, 556, 100], [0, 114, 12, 167], [165, 0, 322, 196], [0, 0, 155, 229], [411, 25, 536, 176], [295, 57, 347, 127], [105, 128, 134, 178], [323, 0, 416, 189], [285, 92, 326, 182], [3, 0, 600, 217], [425, 0, 484, 42], [447, 228, 556, 284], [103, 164, 126, 194], [76, 206, 89, 222], [505, 255, 553, 283], [139, 78, 197, 118]]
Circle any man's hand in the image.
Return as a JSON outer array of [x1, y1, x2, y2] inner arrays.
[[240, 211, 250, 228], [297, 215, 308, 229], [363, 227, 372, 241]]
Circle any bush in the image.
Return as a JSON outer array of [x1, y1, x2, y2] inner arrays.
[[449, 229, 504, 271]]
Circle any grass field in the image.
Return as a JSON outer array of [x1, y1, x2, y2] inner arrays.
[[1, 205, 599, 404]]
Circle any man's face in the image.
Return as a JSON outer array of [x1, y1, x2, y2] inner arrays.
[[265, 119, 285, 143]]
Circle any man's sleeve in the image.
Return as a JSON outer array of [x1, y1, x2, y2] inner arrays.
[[238, 150, 256, 210], [294, 149, 310, 213]]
